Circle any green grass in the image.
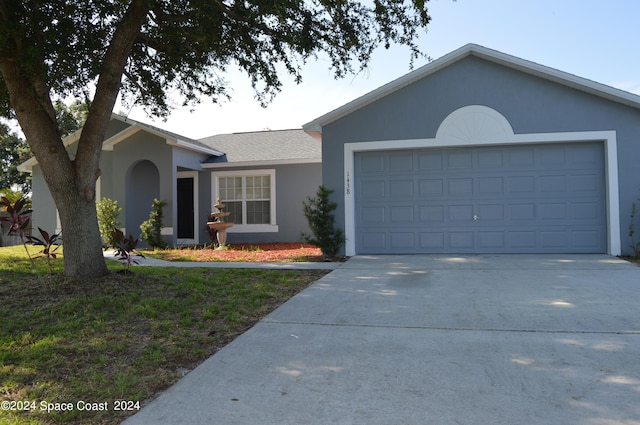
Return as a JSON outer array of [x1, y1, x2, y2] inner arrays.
[[0, 246, 328, 424]]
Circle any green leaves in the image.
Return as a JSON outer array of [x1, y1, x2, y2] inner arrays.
[[1, 0, 431, 119], [302, 185, 346, 258]]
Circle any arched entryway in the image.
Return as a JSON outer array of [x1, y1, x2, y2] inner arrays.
[[126, 160, 160, 242]]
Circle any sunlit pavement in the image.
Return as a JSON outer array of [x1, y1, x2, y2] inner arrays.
[[122, 254, 640, 425]]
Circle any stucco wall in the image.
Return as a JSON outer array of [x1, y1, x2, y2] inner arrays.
[[321, 56, 640, 255], [110, 131, 173, 244], [208, 163, 322, 244]]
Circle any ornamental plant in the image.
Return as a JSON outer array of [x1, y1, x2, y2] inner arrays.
[[302, 185, 346, 258], [0, 196, 58, 284], [97, 197, 122, 247], [25, 227, 61, 281], [111, 228, 144, 274], [140, 198, 167, 249]]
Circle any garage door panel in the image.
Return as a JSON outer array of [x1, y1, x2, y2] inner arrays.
[[389, 179, 414, 198], [478, 204, 504, 220], [477, 150, 504, 168], [390, 232, 415, 249], [361, 206, 385, 225], [448, 178, 473, 195], [449, 232, 474, 248], [418, 152, 443, 170], [354, 143, 606, 254], [360, 180, 385, 199], [571, 174, 600, 192], [420, 232, 445, 248], [509, 204, 536, 220], [508, 176, 536, 193], [478, 231, 505, 248], [390, 206, 414, 224], [572, 202, 601, 220], [389, 152, 413, 171], [509, 231, 537, 248], [419, 179, 444, 196], [447, 151, 473, 169], [478, 177, 504, 194], [540, 175, 567, 192]]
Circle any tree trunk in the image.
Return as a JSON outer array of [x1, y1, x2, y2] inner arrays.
[[0, 0, 151, 280], [57, 188, 109, 279]]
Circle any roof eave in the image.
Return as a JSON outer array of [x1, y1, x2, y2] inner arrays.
[[303, 43, 640, 135], [201, 158, 321, 169]]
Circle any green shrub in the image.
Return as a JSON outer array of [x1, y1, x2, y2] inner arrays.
[[301, 185, 345, 258], [96, 197, 122, 247], [140, 199, 167, 249]]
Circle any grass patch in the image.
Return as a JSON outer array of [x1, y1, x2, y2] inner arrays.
[[0, 246, 328, 424]]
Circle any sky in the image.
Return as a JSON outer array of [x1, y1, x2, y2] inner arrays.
[[126, 0, 640, 139]]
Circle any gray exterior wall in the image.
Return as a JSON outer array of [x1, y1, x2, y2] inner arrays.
[[30, 165, 57, 234], [208, 162, 321, 245], [321, 56, 640, 255], [111, 131, 174, 246]]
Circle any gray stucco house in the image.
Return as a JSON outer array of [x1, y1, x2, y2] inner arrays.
[[20, 115, 321, 247], [304, 44, 640, 257]]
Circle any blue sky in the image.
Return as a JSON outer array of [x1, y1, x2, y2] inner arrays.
[[127, 0, 640, 138]]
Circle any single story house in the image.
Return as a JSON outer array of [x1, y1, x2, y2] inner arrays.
[[304, 44, 640, 257], [19, 115, 321, 247]]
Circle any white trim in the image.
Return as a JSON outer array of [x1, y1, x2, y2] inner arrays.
[[344, 107, 620, 256], [304, 43, 640, 134], [168, 139, 225, 156], [201, 158, 321, 168], [211, 169, 279, 233], [177, 171, 199, 245]]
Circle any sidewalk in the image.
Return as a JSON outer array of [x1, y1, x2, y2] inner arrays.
[[103, 249, 342, 270]]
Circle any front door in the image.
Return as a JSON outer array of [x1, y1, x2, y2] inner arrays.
[[177, 173, 197, 243]]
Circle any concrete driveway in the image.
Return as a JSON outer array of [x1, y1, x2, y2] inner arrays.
[[123, 255, 640, 425]]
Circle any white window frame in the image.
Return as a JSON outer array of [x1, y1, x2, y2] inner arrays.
[[211, 169, 278, 233]]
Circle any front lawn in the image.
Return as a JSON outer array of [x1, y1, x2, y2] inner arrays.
[[0, 246, 328, 424]]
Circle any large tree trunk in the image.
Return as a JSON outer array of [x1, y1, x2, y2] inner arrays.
[[57, 185, 108, 279], [0, 0, 150, 280]]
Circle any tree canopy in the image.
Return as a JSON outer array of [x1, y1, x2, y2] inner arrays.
[[0, 0, 431, 279], [0, 122, 30, 193]]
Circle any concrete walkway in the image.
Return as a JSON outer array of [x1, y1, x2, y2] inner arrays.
[[122, 254, 640, 425]]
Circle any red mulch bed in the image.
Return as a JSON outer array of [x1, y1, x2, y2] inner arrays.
[[148, 242, 327, 262]]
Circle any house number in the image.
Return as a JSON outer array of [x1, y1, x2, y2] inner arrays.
[[346, 171, 351, 195]]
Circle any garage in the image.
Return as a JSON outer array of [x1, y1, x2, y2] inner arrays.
[[304, 44, 632, 257], [354, 142, 606, 254]]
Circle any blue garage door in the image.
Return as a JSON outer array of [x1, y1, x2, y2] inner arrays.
[[354, 142, 606, 254]]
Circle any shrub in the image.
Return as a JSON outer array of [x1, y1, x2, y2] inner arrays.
[[111, 228, 144, 273], [96, 197, 122, 247], [301, 185, 346, 258], [140, 198, 167, 249]]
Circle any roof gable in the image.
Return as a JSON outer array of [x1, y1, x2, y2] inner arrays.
[[18, 114, 224, 172], [303, 44, 640, 137]]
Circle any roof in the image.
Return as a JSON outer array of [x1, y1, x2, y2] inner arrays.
[[199, 129, 321, 168], [18, 114, 225, 173], [108, 114, 224, 156], [303, 43, 640, 137]]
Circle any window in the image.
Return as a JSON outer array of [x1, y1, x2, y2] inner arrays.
[[213, 170, 277, 232]]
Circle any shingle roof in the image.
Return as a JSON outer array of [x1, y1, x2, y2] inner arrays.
[[199, 129, 321, 164]]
